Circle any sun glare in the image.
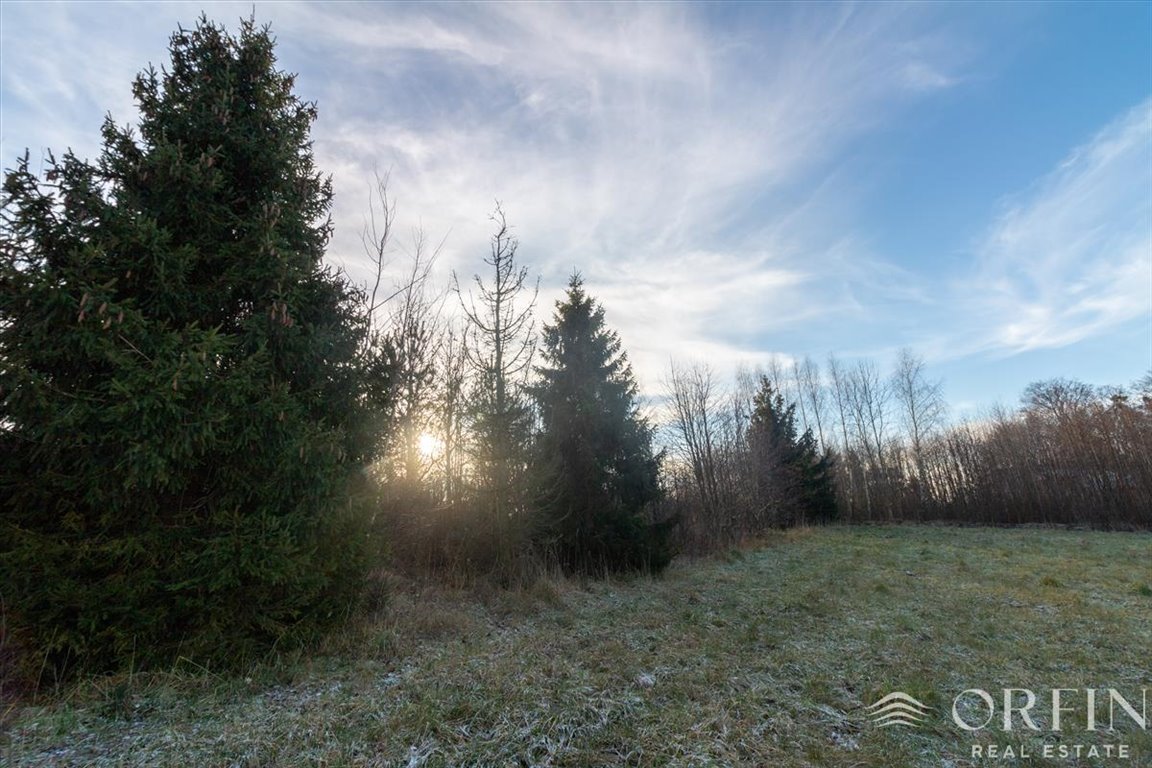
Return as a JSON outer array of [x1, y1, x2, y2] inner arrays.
[[418, 432, 443, 459]]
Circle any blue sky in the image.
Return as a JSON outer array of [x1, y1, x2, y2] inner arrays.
[[2, 1, 1149, 417]]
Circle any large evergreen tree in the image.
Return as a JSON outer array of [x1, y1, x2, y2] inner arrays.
[[0, 16, 386, 676], [747, 377, 838, 526], [530, 275, 672, 573]]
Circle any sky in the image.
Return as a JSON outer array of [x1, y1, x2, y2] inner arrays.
[[2, 1, 1150, 418]]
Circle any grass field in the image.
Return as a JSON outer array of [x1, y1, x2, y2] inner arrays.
[[3, 525, 1150, 767]]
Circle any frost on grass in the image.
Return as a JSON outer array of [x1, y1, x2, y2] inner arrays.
[[5, 526, 1152, 768]]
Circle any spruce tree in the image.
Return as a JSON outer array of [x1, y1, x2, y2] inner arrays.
[[747, 377, 838, 526], [530, 275, 672, 573], [0, 16, 386, 677], [455, 207, 537, 566]]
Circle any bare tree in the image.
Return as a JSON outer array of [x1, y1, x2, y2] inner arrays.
[[435, 322, 469, 503], [1135, 370, 1152, 400], [665, 360, 725, 525], [805, 353, 1151, 528], [358, 170, 448, 487], [361, 170, 398, 325], [891, 348, 946, 496], [1021, 377, 1099, 421], [764, 356, 788, 405], [354, 170, 407, 469], [386, 226, 448, 485], [827, 354, 858, 516], [795, 356, 828, 452], [833, 359, 892, 518], [845, 359, 890, 471]]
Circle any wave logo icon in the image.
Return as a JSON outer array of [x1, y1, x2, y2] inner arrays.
[[865, 692, 933, 728]]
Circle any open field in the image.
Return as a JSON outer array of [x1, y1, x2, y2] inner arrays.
[[3, 525, 1150, 767]]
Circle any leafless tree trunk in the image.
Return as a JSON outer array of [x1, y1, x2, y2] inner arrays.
[[796, 356, 828, 453], [387, 226, 447, 486], [665, 361, 724, 519], [764, 356, 788, 406], [361, 171, 397, 327], [891, 348, 946, 503], [845, 359, 890, 474], [359, 170, 447, 488], [827, 354, 858, 518], [830, 359, 893, 519], [435, 323, 469, 504]]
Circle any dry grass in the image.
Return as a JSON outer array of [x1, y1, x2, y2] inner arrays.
[[2, 525, 1149, 767]]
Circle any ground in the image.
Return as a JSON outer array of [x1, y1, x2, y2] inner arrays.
[[3, 525, 1150, 767]]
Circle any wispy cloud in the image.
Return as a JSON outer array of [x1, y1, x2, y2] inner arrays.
[[901, 61, 957, 92], [2, 2, 972, 390], [277, 3, 966, 387], [955, 98, 1152, 357]]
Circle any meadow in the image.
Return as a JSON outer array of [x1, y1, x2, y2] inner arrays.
[[4, 525, 1150, 767]]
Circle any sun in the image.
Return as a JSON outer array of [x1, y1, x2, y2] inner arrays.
[[418, 432, 443, 459]]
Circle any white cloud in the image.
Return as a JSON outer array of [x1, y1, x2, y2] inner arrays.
[[957, 98, 1152, 357], [902, 61, 957, 92], [283, 3, 967, 391], [1, 1, 969, 393]]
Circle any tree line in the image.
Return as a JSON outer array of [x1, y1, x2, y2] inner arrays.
[[660, 362, 839, 554], [362, 181, 841, 576], [660, 353, 1151, 545]]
